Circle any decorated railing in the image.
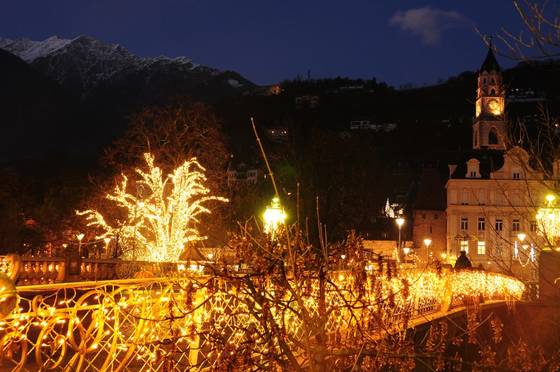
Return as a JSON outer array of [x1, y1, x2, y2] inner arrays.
[[0, 269, 525, 371], [0, 255, 205, 285]]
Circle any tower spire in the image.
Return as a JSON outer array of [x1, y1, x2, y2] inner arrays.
[[472, 45, 506, 150]]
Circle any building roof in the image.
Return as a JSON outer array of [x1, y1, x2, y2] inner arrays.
[[480, 47, 501, 73], [448, 149, 505, 179]]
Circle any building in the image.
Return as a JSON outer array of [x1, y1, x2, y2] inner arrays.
[[411, 168, 447, 262], [226, 162, 262, 187], [445, 47, 553, 283]]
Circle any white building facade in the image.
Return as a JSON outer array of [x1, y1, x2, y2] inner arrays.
[[446, 48, 553, 283]]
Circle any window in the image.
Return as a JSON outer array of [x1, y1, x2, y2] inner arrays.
[[434, 213, 439, 220], [512, 219, 520, 232], [495, 219, 503, 231], [478, 189, 486, 205], [429, 225, 433, 234], [530, 221, 537, 232], [488, 128, 498, 145], [421, 213, 426, 219], [461, 191, 470, 205], [477, 241, 486, 255], [478, 217, 485, 231], [460, 240, 469, 253], [460, 217, 469, 231], [470, 171, 477, 177], [513, 172, 520, 179], [495, 244, 502, 255]]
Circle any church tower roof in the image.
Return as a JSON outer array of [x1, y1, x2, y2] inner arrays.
[[480, 47, 501, 72]]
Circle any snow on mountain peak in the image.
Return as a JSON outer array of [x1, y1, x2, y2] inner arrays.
[[0, 36, 72, 62], [0, 35, 250, 97]]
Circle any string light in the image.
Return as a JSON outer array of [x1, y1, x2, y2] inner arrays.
[[77, 153, 227, 262]]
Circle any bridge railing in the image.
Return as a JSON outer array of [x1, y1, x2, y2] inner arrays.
[[0, 268, 525, 371], [0, 255, 207, 285]]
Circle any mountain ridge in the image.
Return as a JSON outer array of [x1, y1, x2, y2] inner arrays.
[[0, 35, 253, 96]]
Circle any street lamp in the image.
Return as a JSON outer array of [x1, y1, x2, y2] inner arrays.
[[263, 197, 287, 238], [76, 233, 85, 258], [423, 238, 432, 261], [395, 217, 405, 262]]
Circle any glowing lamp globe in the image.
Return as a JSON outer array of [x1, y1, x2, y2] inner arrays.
[[263, 197, 287, 235]]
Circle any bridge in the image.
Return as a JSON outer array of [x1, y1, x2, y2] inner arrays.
[[0, 255, 525, 371]]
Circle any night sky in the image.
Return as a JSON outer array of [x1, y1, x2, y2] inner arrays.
[[1, 0, 523, 86]]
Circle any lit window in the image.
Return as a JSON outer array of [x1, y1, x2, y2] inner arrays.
[[460, 217, 469, 231], [477, 241, 486, 255], [512, 219, 520, 232], [460, 240, 469, 253], [478, 217, 485, 231], [495, 219, 503, 231]]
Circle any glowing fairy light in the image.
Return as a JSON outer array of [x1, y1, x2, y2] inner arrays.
[[77, 153, 227, 262], [536, 194, 560, 245]]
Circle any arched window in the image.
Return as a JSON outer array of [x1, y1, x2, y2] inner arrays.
[[490, 89, 496, 95], [490, 78, 495, 84], [488, 127, 498, 145], [483, 78, 487, 84]]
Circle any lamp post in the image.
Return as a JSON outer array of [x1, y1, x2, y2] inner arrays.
[[423, 237, 432, 262], [395, 217, 405, 262], [76, 233, 85, 258], [263, 197, 287, 239]]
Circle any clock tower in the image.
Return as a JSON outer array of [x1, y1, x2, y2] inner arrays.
[[472, 47, 507, 150]]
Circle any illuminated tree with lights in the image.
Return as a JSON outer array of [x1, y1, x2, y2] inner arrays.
[[78, 153, 227, 262]]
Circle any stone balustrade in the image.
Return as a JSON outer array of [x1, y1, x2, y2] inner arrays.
[[0, 255, 211, 285]]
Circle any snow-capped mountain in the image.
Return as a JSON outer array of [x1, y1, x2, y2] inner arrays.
[[0, 35, 252, 97]]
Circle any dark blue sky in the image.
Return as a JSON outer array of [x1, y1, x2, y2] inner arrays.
[[1, 0, 522, 86]]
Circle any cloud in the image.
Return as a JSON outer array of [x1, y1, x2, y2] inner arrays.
[[390, 7, 470, 46]]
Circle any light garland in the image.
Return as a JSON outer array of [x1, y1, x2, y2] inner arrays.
[[0, 268, 525, 371], [77, 153, 227, 262]]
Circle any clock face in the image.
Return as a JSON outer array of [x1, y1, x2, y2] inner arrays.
[[487, 98, 501, 115]]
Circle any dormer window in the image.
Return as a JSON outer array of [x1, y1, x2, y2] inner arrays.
[[466, 159, 480, 178], [512, 172, 520, 179]]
